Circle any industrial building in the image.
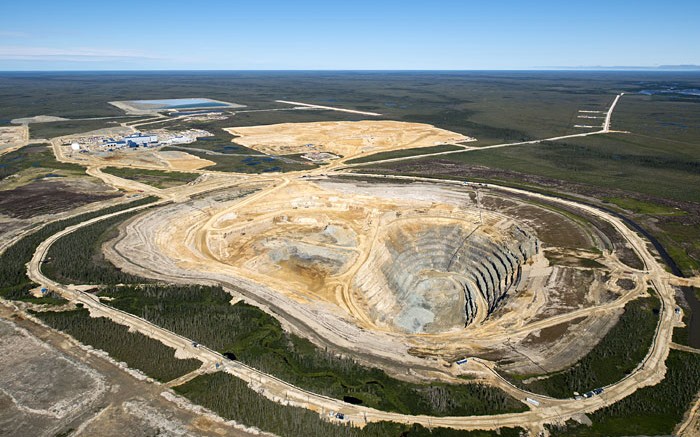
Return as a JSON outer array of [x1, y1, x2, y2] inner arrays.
[[102, 132, 158, 148]]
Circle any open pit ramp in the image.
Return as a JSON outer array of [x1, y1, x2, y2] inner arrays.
[[354, 218, 538, 334]]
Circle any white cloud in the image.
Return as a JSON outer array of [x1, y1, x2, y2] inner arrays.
[[0, 46, 163, 62]]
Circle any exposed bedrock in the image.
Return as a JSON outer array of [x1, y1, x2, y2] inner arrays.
[[354, 220, 538, 334]]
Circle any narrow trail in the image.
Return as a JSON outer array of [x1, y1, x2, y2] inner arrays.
[[341, 93, 626, 168]]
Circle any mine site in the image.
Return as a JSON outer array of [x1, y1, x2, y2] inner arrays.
[[2, 67, 700, 437]]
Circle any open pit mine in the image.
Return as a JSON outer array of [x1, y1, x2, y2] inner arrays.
[[103, 175, 641, 378]]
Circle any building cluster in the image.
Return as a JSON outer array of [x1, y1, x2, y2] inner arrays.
[[65, 129, 214, 153], [102, 133, 159, 148]]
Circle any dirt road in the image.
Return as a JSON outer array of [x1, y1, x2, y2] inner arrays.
[[342, 93, 626, 168], [25, 169, 686, 432], [18, 91, 691, 432]]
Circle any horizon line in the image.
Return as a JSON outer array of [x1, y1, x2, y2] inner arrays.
[[1, 67, 699, 73]]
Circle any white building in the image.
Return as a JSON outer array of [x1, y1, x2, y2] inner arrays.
[[124, 132, 158, 146]]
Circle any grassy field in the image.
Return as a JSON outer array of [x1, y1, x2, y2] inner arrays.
[[548, 349, 700, 436], [168, 147, 317, 173], [345, 144, 463, 164], [0, 143, 85, 180], [615, 93, 700, 145], [0, 196, 157, 301], [42, 205, 160, 285], [602, 196, 686, 215], [175, 372, 524, 437], [34, 308, 201, 382], [405, 134, 700, 203], [100, 284, 525, 417], [28, 119, 125, 140], [102, 166, 200, 188], [505, 296, 659, 398]]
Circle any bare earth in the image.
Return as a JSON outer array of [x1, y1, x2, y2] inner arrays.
[[0, 125, 29, 156], [9, 93, 697, 434], [0, 308, 254, 437], [225, 120, 473, 158]]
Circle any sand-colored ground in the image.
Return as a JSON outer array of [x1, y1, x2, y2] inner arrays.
[[225, 120, 473, 158], [57, 142, 215, 172], [101, 177, 644, 378], [17, 94, 689, 433], [11, 115, 69, 124], [0, 125, 29, 156], [158, 150, 216, 171]]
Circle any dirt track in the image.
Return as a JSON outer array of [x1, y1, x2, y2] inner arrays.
[[26, 171, 687, 433], [18, 92, 695, 433]]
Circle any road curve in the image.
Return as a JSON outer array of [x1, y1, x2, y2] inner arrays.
[[22, 91, 687, 432], [25, 169, 683, 432]]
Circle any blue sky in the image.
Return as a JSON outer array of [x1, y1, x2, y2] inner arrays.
[[1, 0, 698, 70]]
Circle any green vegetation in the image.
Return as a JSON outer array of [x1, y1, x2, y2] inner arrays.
[[656, 221, 700, 275], [101, 284, 525, 416], [506, 297, 659, 398], [402, 110, 534, 145], [405, 134, 700, 203], [168, 147, 317, 173], [176, 372, 524, 437], [548, 350, 700, 436], [34, 308, 200, 382], [603, 197, 685, 215], [673, 287, 698, 346], [0, 197, 157, 301], [28, 119, 124, 140], [43, 204, 160, 285], [102, 166, 200, 188], [0, 143, 85, 180], [345, 144, 463, 164], [601, 195, 700, 275]]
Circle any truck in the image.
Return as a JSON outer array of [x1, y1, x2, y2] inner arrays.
[[526, 398, 540, 407]]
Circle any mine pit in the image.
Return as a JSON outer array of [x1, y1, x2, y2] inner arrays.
[[355, 218, 538, 334], [106, 174, 642, 373]]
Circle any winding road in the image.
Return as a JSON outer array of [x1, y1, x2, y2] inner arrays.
[[18, 92, 694, 433]]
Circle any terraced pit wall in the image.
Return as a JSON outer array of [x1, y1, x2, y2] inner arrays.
[[355, 220, 539, 334]]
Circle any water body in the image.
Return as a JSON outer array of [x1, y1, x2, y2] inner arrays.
[[130, 98, 235, 110], [170, 110, 225, 116], [639, 88, 700, 97]]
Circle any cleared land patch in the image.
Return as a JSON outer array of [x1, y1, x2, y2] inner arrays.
[[506, 296, 659, 398], [0, 318, 106, 420], [0, 125, 28, 155], [225, 120, 472, 159]]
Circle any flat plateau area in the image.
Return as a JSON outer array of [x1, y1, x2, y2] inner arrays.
[[0, 126, 29, 156], [225, 120, 473, 157], [0, 309, 251, 437]]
